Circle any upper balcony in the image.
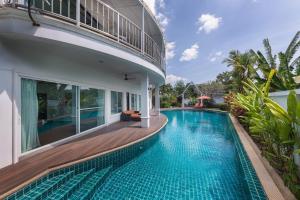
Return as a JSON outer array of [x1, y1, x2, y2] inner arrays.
[[0, 0, 166, 75]]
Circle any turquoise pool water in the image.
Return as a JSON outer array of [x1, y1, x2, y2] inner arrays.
[[92, 110, 266, 199], [7, 110, 266, 200]]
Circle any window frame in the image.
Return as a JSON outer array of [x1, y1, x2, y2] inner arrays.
[[19, 74, 108, 155], [111, 90, 123, 115]]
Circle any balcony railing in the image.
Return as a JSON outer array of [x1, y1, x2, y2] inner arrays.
[[2, 0, 166, 74]]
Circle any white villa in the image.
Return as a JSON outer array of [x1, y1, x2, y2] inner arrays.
[[0, 0, 165, 169]]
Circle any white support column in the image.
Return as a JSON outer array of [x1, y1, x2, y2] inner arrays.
[[76, 0, 80, 26], [122, 91, 127, 111], [140, 73, 150, 128], [149, 88, 152, 110], [155, 85, 160, 115]]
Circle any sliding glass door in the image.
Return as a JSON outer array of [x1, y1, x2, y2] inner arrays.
[[111, 91, 122, 114], [80, 87, 105, 132], [21, 78, 106, 153], [131, 94, 137, 111]]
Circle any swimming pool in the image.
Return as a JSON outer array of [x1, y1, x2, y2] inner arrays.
[[6, 110, 266, 200], [92, 110, 266, 200]]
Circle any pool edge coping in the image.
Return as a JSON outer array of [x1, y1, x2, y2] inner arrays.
[[0, 115, 168, 199], [229, 114, 296, 200], [161, 107, 228, 114]]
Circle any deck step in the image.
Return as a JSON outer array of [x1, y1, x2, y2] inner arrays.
[[45, 169, 95, 200], [17, 171, 75, 200], [68, 166, 112, 200]]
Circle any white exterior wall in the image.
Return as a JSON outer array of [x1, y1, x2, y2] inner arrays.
[[269, 89, 300, 110], [0, 40, 144, 168], [0, 69, 13, 168], [0, 7, 165, 169]]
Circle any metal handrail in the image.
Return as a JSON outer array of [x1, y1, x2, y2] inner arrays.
[[3, 0, 166, 74]]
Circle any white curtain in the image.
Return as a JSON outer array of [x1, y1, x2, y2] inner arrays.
[[21, 79, 40, 152]]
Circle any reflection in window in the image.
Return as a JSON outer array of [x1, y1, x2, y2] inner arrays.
[[138, 95, 141, 111], [111, 91, 123, 114], [21, 79, 77, 152], [80, 87, 105, 132], [21, 79, 107, 153], [131, 94, 137, 111]]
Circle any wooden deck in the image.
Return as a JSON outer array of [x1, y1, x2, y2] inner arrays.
[[0, 114, 167, 197]]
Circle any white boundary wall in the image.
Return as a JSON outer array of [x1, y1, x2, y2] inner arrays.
[[269, 89, 300, 110]]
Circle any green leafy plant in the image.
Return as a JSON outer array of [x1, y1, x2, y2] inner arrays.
[[233, 69, 300, 197]]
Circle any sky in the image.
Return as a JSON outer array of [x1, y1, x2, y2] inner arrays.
[[143, 0, 300, 85]]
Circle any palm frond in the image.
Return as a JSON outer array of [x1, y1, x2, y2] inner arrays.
[[263, 38, 277, 68], [278, 52, 289, 73], [285, 31, 300, 64]]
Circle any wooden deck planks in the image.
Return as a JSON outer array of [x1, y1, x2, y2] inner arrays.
[[0, 114, 167, 196]]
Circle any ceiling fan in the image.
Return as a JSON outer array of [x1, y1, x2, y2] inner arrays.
[[124, 74, 136, 81]]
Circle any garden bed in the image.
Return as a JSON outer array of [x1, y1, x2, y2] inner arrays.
[[230, 115, 296, 200]]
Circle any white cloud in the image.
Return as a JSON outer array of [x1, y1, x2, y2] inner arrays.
[[166, 42, 176, 60], [144, 0, 156, 15], [166, 74, 188, 85], [209, 57, 217, 62], [180, 43, 199, 62], [158, 0, 165, 8], [143, 0, 169, 32], [143, 0, 166, 15], [197, 14, 222, 34], [209, 51, 224, 62], [156, 13, 169, 32]]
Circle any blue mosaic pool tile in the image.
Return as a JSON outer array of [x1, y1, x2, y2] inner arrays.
[[91, 111, 267, 200], [8, 171, 74, 200], [69, 166, 112, 200], [5, 110, 268, 200], [227, 117, 267, 200], [45, 169, 94, 200]]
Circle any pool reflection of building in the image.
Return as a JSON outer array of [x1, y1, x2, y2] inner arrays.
[[0, 0, 165, 169]]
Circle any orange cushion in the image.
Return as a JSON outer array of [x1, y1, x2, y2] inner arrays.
[[131, 114, 140, 118], [123, 110, 135, 115]]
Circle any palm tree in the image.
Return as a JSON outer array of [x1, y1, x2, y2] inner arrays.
[[278, 31, 300, 73], [223, 50, 258, 92], [250, 32, 300, 90]]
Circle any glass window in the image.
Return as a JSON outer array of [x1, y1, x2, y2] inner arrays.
[[21, 78, 78, 152], [138, 95, 141, 111], [111, 91, 123, 114], [131, 94, 137, 111], [80, 87, 105, 132], [21, 78, 108, 153]]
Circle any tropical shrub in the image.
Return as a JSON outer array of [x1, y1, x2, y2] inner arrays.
[[224, 92, 245, 117], [233, 69, 300, 197]]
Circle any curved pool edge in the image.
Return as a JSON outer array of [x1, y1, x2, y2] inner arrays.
[[1, 115, 168, 199], [162, 108, 289, 199], [161, 107, 228, 114], [229, 115, 290, 200]]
